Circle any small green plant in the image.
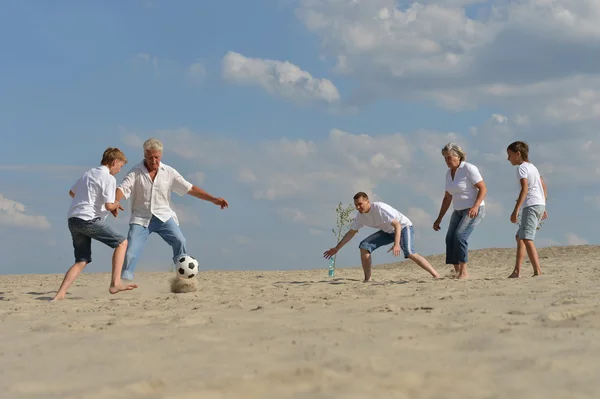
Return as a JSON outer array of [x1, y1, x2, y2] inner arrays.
[[331, 202, 355, 269]]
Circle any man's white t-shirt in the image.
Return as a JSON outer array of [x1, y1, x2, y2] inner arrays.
[[517, 162, 545, 208], [350, 201, 412, 234], [445, 162, 485, 211], [118, 162, 193, 227], [68, 166, 116, 221]]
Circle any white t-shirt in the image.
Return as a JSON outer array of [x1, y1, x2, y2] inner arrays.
[[517, 162, 545, 208], [350, 201, 412, 234], [68, 166, 116, 221], [118, 162, 193, 227], [445, 162, 485, 211]]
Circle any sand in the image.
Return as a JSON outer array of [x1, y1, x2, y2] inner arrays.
[[1, 245, 600, 399]]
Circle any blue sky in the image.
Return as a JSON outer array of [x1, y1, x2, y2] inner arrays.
[[2, 0, 599, 275]]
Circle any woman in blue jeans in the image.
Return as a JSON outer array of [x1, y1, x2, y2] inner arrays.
[[433, 143, 487, 279]]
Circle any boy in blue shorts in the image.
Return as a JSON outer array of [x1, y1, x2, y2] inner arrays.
[[507, 141, 548, 278], [51, 148, 138, 300], [323, 192, 440, 282]]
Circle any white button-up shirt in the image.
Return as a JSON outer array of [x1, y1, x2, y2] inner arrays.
[[68, 165, 116, 221], [118, 162, 193, 227]]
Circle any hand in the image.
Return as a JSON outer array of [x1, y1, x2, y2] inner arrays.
[[468, 206, 479, 218], [387, 244, 401, 257], [212, 197, 229, 209], [111, 204, 124, 217], [433, 219, 441, 231], [323, 247, 338, 259], [542, 210, 548, 220], [510, 210, 519, 224]]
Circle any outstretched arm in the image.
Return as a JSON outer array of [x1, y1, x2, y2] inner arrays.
[[323, 229, 357, 259], [433, 191, 452, 230], [187, 186, 229, 209]]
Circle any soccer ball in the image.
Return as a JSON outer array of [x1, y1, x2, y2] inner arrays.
[[176, 255, 199, 279]]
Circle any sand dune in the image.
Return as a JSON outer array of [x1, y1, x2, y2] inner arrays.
[[1, 245, 600, 398]]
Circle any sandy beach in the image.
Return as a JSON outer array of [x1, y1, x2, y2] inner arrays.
[[1, 245, 600, 399]]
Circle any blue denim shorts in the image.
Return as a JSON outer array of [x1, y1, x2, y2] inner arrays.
[[359, 226, 415, 258], [517, 205, 545, 241], [68, 217, 126, 263]]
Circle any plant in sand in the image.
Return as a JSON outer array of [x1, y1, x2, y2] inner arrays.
[[331, 202, 355, 270]]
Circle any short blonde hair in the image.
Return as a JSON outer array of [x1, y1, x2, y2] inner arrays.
[[143, 138, 163, 153], [441, 142, 466, 162], [101, 148, 127, 166]]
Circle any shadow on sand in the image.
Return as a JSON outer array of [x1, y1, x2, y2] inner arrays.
[[272, 278, 409, 286]]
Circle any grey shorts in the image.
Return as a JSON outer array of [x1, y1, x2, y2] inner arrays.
[[517, 205, 545, 241], [68, 217, 126, 263]]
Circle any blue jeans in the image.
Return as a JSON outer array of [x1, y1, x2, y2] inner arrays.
[[359, 226, 415, 258], [445, 206, 486, 264], [68, 217, 126, 263], [121, 216, 187, 280]]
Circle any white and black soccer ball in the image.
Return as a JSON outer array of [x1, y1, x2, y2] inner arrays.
[[176, 255, 199, 279]]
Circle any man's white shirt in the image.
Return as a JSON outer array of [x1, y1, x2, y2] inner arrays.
[[350, 201, 412, 234], [118, 162, 193, 227]]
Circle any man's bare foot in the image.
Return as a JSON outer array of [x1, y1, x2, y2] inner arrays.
[[456, 272, 469, 280], [532, 272, 541, 277], [109, 283, 139, 294], [508, 271, 520, 278], [49, 294, 65, 301], [362, 278, 372, 283], [432, 274, 441, 279]]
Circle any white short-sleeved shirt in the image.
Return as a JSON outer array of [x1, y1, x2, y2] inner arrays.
[[68, 166, 116, 221], [517, 162, 545, 208], [118, 162, 193, 227], [445, 162, 485, 211], [350, 201, 412, 234]]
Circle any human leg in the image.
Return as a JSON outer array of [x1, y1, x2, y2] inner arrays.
[[453, 206, 486, 279], [52, 218, 92, 300], [509, 234, 526, 278], [401, 226, 440, 278], [154, 217, 188, 264], [445, 211, 463, 274], [121, 223, 150, 280], [518, 205, 545, 277], [358, 230, 394, 282]]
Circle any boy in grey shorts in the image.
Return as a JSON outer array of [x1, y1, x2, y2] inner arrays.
[[52, 148, 138, 300], [506, 141, 548, 278]]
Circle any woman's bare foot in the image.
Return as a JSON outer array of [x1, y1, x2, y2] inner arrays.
[[508, 271, 520, 278], [109, 283, 139, 294]]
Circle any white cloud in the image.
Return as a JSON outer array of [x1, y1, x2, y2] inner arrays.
[[222, 51, 340, 104], [237, 167, 256, 183], [133, 52, 159, 76], [0, 194, 51, 230], [234, 235, 251, 245], [296, 0, 600, 116], [565, 232, 588, 245], [187, 172, 206, 185], [187, 62, 206, 84], [407, 207, 432, 227]]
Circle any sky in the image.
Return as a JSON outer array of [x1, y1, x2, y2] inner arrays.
[[2, 0, 599, 276]]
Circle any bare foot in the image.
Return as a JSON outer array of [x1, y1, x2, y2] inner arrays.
[[432, 274, 441, 279], [49, 295, 65, 301], [109, 283, 139, 294], [362, 279, 372, 283], [456, 272, 469, 280], [532, 272, 541, 277], [508, 271, 520, 278]]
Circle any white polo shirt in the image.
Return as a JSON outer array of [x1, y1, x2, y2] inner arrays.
[[445, 162, 485, 211], [517, 162, 545, 208], [118, 162, 193, 227], [68, 166, 116, 221], [350, 201, 412, 234]]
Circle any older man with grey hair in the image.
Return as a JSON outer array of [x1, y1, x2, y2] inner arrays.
[[114, 138, 229, 280]]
